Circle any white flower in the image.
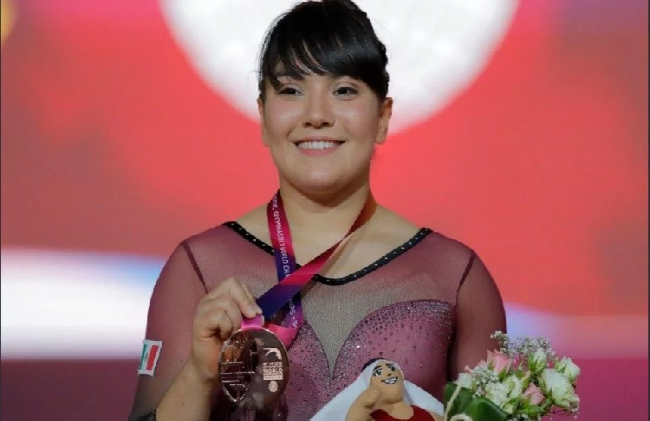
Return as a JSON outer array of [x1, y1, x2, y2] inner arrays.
[[528, 348, 547, 374], [503, 374, 524, 399], [456, 372, 475, 390], [539, 368, 579, 409], [555, 357, 581, 385], [484, 382, 510, 408]]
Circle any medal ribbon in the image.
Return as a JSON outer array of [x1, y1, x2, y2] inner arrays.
[[241, 191, 375, 348]]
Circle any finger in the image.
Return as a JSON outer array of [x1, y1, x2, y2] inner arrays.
[[205, 279, 259, 318], [205, 277, 239, 300], [218, 297, 244, 334], [242, 283, 263, 314], [223, 281, 259, 319], [197, 307, 233, 341], [205, 296, 243, 340]]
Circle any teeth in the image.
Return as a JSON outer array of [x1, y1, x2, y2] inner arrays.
[[298, 141, 339, 150], [383, 377, 398, 385]]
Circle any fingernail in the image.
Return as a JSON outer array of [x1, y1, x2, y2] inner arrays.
[[248, 304, 258, 315], [256, 305, 263, 314]]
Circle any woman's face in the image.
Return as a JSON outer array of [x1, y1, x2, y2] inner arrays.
[[369, 361, 405, 404], [258, 71, 392, 195]]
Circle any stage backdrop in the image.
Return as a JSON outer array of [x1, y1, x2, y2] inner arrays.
[[1, 0, 647, 420]]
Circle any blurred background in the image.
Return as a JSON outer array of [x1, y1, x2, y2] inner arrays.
[[1, 0, 647, 420]]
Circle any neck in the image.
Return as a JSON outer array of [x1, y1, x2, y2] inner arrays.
[[277, 177, 373, 237]]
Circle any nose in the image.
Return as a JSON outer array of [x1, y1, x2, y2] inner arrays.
[[303, 92, 333, 128]]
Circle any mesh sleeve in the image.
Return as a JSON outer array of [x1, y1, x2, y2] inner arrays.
[[449, 252, 507, 379], [127, 242, 208, 421]]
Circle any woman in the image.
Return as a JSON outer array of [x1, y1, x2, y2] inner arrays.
[[128, 1, 506, 420]]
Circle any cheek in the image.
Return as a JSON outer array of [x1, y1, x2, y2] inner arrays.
[[337, 107, 380, 139], [264, 104, 302, 139]]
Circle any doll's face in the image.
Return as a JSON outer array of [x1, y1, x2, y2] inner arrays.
[[369, 361, 405, 404]]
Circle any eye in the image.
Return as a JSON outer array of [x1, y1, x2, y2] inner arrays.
[[387, 363, 397, 372], [334, 86, 358, 97], [278, 86, 300, 96], [372, 367, 382, 377]]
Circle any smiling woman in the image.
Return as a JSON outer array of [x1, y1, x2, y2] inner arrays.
[[127, 1, 506, 420], [256, 0, 392, 199]]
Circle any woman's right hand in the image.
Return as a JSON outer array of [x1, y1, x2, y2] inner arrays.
[[188, 277, 263, 382]]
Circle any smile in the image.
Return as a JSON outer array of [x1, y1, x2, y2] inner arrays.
[[296, 140, 344, 150], [382, 377, 398, 385]]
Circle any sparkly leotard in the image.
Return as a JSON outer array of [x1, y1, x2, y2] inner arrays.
[[128, 222, 504, 421]]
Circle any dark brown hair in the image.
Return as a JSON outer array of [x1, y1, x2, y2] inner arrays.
[[257, 0, 390, 101]]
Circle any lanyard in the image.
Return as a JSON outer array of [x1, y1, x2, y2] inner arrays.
[[242, 191, 375, 347]]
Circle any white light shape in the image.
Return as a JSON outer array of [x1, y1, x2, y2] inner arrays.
[[0, 248, 162, 359], [504, 304, 649, 359], [159, 0, 518, 134]]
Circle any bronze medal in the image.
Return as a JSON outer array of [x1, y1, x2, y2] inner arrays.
[[218, 326, 290, 410]]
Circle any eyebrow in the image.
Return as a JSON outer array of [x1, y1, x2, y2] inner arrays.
[[272, 72, 351, 81], [273, 72, 301, 79]]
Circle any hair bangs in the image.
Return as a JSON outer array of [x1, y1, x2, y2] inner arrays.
[[258, 0, 389, 100]]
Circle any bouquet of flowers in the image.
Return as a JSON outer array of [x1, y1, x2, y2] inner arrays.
[[443, 331, 581, 421]]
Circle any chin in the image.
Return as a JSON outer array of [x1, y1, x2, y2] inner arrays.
[[380, 390, 404, 405], [292, 175, 349, 195]]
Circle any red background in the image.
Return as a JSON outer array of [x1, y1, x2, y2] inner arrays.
[[1, 0, 647, 419]]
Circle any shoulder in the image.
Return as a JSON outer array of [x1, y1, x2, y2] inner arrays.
[[170, 218, 275, 294], [158, 224, 239, 270], [420, 229, 476, 261], [177, 221, 268, 273], [182, 223, 240, 251], [147, 224, 242, 300], [161, 224, 239, 270], [376, 206, 476, 261], [416, 229, 480, 285], [375, 205, 480, 277]]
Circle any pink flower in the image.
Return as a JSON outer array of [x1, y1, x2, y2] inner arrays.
[[523, 383, 545, 405], [487, 351, 513, 376]]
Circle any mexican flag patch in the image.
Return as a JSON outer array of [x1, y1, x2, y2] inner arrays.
[[138, 339, 162, 376]]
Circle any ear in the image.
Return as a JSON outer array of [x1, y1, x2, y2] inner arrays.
[[257, 97, 270, 146], [375, 97, 393, 145]]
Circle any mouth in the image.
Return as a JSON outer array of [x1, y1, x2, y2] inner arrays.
[[382, 377, 398, 385], [295, 139, 345, 151]]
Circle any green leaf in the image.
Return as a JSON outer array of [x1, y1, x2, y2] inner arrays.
[[444, 383, 509, 421], [524, 404, 545, 418]]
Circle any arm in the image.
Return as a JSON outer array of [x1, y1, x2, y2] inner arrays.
[[128, 242, 262, 421], [449, 253, 507, 379], [127, 243, 212, 421]]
